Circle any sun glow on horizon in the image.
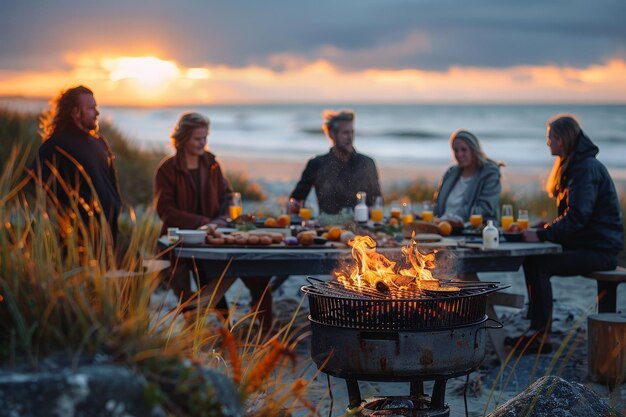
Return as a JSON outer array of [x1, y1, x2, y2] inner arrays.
[[102, 56, 181, 87]]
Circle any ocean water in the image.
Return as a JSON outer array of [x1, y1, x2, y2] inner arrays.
[[4, 99, 626, 179]]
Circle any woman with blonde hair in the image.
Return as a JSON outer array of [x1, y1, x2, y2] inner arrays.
[[155, 112, 273, 329], [433, 129, 503, 223], [506, 114, 623, 353]]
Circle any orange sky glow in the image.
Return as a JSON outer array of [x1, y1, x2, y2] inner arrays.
[[1, 54, 625, 106]]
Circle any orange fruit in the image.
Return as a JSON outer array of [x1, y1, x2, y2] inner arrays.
[[298, 233, 315, 246], [438, 220, 452, 236], [277, 214, 291, 227], [327, 226, 343, 241], [264, 217, 278, 227]]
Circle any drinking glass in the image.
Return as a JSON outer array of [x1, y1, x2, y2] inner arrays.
[[390, 200, 402, 220], [229, 192, 242, 221], [470, 206, 483, 229], [371, 196, 384, 223], [421, 201, 433, 223], [501, 204, 513, 231], [517, 209, 529, 230], [299, 201, 312, 222], [402, 201, 414, 225]]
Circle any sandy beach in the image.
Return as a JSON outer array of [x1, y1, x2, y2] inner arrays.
[[220, 157, 549, 187]]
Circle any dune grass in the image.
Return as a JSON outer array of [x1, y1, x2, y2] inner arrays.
[[0, 146, 315, 416]]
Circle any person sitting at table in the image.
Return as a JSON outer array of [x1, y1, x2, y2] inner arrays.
[[154, 112, 273, 329], [506, 114, 623, 353], [290, 109, 382, 214], [433, 129, 503, 224]]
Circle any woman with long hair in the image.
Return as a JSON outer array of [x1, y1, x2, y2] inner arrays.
[[433, 129, 503, 222], [155, 112, 273, 330], [507, 114, 623, 353]]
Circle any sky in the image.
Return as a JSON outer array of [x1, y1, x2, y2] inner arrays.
[[1, 0, 625, 105]]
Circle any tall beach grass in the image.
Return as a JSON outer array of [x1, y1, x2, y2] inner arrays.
[[0, 144, 316, 415]]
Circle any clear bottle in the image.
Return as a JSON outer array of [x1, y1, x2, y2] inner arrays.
[[482, 220, 499, 249], [354, 191, 368, 223]]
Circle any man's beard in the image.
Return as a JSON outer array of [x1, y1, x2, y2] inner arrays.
[[82, 119, 99, 134]]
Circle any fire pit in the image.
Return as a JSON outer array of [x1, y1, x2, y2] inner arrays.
[[301, 235, 506, 416]]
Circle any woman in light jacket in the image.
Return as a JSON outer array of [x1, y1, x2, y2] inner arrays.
[[433, 129, 503, 222]]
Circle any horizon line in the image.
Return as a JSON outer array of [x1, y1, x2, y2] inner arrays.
[[2, 94, 626, 108]]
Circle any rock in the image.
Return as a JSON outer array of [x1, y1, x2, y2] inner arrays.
[[488, 376, 624, 417], [0, 364, 165, 417], [0, 359, 245, 417], [159, 361, 244, 417]]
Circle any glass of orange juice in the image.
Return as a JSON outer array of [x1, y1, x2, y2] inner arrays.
[[470, 206, 483, 228], [390, 200, 401, 220], [517, 209, 529, 230], [229, 192, 242, 221], [402, 201, 414, 225], [501, 204, 514, 231], [299, 200, 312, 225], [421, 201, 433, 223], [371, 196, 384, 223]]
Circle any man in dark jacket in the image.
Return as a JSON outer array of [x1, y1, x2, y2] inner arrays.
[[32, 85, 122, 245], [290, 109, 382, 215], [507, 115, 623, 353]]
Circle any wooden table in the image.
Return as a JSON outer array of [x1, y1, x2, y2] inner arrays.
[[163, 237, 561, 360]]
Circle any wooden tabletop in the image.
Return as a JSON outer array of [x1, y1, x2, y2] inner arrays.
[[161, 236, 561, 277]]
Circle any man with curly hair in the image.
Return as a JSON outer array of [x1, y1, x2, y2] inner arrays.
[[33, 85, 122, 245]]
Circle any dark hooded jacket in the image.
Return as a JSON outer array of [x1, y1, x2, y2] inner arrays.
[[538, 131, 623, 253], [154, 151, 232, 235]]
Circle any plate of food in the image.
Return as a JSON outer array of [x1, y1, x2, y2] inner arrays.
[[503, 232, 525, 242], [502, 223, 525, 242]]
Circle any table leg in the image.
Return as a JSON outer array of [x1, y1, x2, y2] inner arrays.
[[195, 274, 239, 308]]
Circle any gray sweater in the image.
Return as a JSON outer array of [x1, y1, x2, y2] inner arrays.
[[433, 161, 502, 221]]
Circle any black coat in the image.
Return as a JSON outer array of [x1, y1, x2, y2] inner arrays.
[[34, 126, 122, 242], [539, 131, 623, 253]]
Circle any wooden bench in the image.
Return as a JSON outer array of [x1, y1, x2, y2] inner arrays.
[[582, 266, 626, 313]]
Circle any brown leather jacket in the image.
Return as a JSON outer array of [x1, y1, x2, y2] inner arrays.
[[155, 151, 232, 234]]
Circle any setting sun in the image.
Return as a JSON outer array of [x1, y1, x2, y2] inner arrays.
[[103, 56, 180, 87]]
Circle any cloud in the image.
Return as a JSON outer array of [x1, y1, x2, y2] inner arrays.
[[1, 0, 625, 74], [1, 54, 624, 105]]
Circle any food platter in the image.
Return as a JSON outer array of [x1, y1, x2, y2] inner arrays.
[[177, 242, 336, 249]]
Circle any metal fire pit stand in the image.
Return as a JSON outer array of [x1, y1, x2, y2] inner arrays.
[[345, 378, 449, 412]]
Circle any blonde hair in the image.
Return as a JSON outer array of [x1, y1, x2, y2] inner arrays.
[[171, 112, 210, 151], [545, 114, 582, 197], [321, 109, 355, 137], [449, 129, 502, 168]]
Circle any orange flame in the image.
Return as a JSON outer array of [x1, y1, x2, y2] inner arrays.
[[335, 234, 438, 292]]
